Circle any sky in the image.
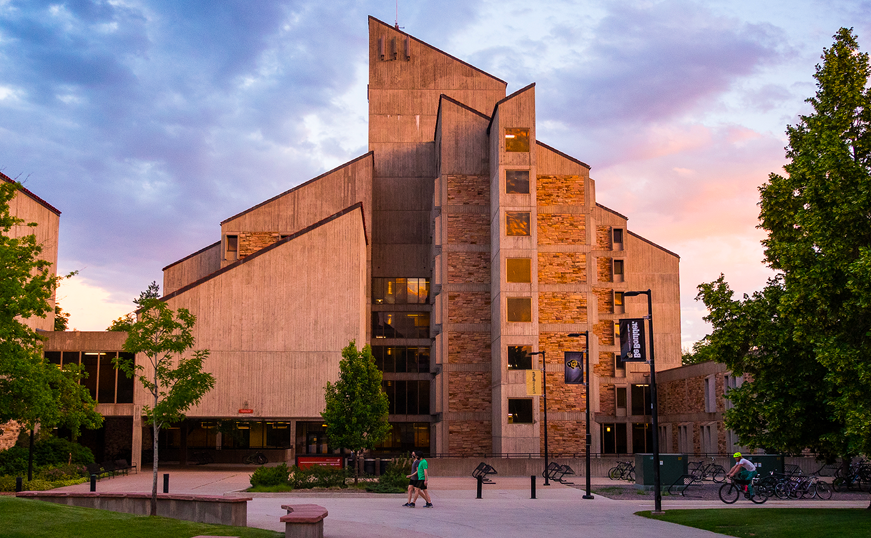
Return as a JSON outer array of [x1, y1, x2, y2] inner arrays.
[[1, 0, 868, 347]]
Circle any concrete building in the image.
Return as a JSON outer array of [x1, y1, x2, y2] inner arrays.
[[41, 17, 682, 468]]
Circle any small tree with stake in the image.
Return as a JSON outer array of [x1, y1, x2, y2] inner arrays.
[[115, 294, 215, 516], [321, 341, 391, 484]]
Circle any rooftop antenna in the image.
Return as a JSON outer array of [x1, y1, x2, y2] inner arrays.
[[395, 0, 403, 30]]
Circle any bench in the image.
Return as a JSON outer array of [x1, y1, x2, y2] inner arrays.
[[280, 504, 328, 538], [85, 463, 112, 480], [472, 462, 497, 484]]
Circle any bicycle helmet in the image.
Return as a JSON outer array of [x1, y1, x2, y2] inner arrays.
[[733, 452, 742, 458]]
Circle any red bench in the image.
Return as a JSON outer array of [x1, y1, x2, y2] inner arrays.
[[280, 504, 328, 538]]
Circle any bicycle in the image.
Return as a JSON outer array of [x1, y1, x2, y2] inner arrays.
[[190, 451, 214, 465], [243, 451, 268, 465], [607, 460, 635, 481], [719, 476, 767, 504], [688, 457, 727, 483]]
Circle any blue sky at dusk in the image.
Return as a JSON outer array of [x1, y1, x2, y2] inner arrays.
[[1, 0, 868, 347]]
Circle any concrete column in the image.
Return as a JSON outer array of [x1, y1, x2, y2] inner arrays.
[[131, 406, 142, 472]]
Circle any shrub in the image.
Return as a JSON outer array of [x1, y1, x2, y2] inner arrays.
[[0, 447, 28, 476], [249, 463, 289, 487], [365, 454, 411, 493], [0, 476, 86, 492], [32, 437, 94, 467], [288, 465, 349, 489], [37, 464, 87, 481]]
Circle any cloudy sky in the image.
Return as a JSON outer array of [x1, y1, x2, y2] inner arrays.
[[1, 0, 868, 347]]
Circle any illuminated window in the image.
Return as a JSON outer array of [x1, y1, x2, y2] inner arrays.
[[601, 423, 628, 454], [614, 291, 624, 307], [507, 298, 532, 322], [505, 128, 530, 152], [508, 345, 532, 369], [372, 312, 430, 338], [508, 399, 533, 423], [506, 170, 530, 194], [372, 346, 430, 373], [506, 212, 530, 236], [506, 258, 531, 283], [373, 278, 430, 304]]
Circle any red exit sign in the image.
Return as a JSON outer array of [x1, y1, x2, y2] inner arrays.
[[238, 409, 253, 414]]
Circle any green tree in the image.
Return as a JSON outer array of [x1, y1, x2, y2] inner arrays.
[[695, 28, 871, 463], [321, 341, 391, 484], [53, 304, 69, 331], [0, 180, 102, 478], [107, 281, 160, 331], [115, 294, 214, 516]]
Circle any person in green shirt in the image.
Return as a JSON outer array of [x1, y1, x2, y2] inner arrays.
[[408, 453, 433, 508]]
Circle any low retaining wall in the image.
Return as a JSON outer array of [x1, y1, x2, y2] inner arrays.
[[15, 492, 250, 526]]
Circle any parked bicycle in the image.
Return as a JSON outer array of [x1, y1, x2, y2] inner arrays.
[[688, 457, 726, 483], [719, 476, 768, 504], [243, 451, 268, 465], [607, 460, 635, 481], [832, 460, 871, 492]]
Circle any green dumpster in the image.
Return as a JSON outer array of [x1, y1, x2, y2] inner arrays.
[[743, 454, 784, 475], [635, 453, 688, 490]]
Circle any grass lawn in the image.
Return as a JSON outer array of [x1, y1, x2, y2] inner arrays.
[[638, 508, 871, 538], [0, 496, 282, 538]]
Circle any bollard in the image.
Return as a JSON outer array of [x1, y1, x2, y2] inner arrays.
[[476, 475, 483, 499], [15, 477, 23, 493], [163, 473, 169, 493], [531, 475, 536, 499], [90, 474, 96, 492]]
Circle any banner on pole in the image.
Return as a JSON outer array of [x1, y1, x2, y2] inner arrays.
[[564, 351, 584, 384], [526, 369, 542, 395], [619, 318, 647, 363]]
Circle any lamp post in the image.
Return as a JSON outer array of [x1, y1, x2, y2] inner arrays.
[[568, 332, 593, 500], [530, 351, 549, 485], [622, 289, 662, 513]]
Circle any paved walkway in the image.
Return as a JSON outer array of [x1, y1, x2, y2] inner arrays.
[[52, 467, 868, 538]]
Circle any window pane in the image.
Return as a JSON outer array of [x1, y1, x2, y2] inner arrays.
[[602, 423, 616, 453], [419, 381, 430, 414], [395, 381, 408, 415], [407, 278, 419, 304], [266, 421, 291, 448], [62, 351, 80, 367], [372, 278, 384, 304], [385, 278, 396, 304], [613, 228, 624, 243], [407, 379, 419, 415], [382, 381, 396, 414], [506, 170, 530, 194], [97, 352, 116, 404], [507, 298, 532, 322], [631, 384, 651, 416], [418, 347, 430, 373], [506, 212, 531, 236], [614, 291, 624, 306], [419, 279, 430, 304], [508, 399, 533, 423], [45, 351, 61, 366], [226, 235, 238, 252], [395, 346, 407, 373], [614, 259, 624, 275], [396, 278, 407, 304], [372, 312, 431, 339], [506, 258, 531, 283], [508, 345, 532, 369], [616, 424, 628, 453], [81, 353, 98, 399], [382, 347, 395, 372], [505, 128, 530, 152], [116, 352, 134, 403], [616, 387, 627, 408]]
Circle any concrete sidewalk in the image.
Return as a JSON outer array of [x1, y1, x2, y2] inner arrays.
[[51, 468, 868, 537]]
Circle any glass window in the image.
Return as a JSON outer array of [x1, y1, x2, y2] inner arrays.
[[506, 212, 531, 236], [601, 423, 628, 454], [45, 351, 61, 366], [616, 387, 627, 409], [613, 228, 624, 243], [631, 384, 651, 416], [614, 259, 624, 275], [226, 235, 238, 259], [265, 421, 291, 448], [614, 291, 624, 307], [62, 351, 79, 367], [383, 380, 430, 415], [507, 298, 532, 322], [116, 352, 135, 403], [633, 423, 653, 453], [508, 345, 532, 370], [97, 352, 117, 404], [373, 278, 430, 305], [506, 258, 531, 283], [374, 422, 430, 452], [505, 128, 530, 152], [506, 170, 530, 194], [508, 399, 533, 423], [81, 352, 99, 400], [372, 312, 430, 339]]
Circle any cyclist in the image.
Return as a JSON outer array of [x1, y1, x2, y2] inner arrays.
[[727, 452, 757, 495]]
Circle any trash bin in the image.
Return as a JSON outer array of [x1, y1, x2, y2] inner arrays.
[[635, 453, 688, 489]]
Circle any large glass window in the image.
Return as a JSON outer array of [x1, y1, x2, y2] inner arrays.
[[375, 422, 430, 452], [505, 128, 530, 152], [97, 352, 116, 403], [631, 384, 651, 416], [508, 345, 532, 370], [508, 399, 533, 423], [81, 353, 99, 400], [382, 380, 431, 415], [48, 350, 135, 404], [614, 259, 625, 276], [372, 312, 430, 339], [372, 346, 430, 373], [601, 423, 628, 454], [507, 298, 532, 322], [372, 278, 430, 305], [226, 235, 238, 260], [506, 258, 531, 283], [506, 212, 531, 236], [506, 170, 530, 194], [633, 423, 653, 453]]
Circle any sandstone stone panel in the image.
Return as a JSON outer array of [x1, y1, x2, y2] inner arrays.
[[449, 420, 492, 455], [449, 372, 492, 413], [539, 293, 587, 324], [544, 371, 584, 413], [541, 420, 586, 455], [448, 292, 491, 324], [447, 214, 489, 245], [538, 252, 586, 284], [600, 384, 616, 416], [536, 175, 584, 206], [447, 174, 489, 206], [448, 332, 491, 364], [239, 231, 280, 258], [537, 214, 585, 245], [593, 288, 614, 314], [597, 257, 612, 282], [594, 351, 613, 377], [593, 320, 615, 346], [596, 225, 612, 250], [448, 252, 490, 284]]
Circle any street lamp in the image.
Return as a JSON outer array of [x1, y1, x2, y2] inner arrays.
[[529, 351, 549, 486], [622, 289, 662, 514], [568, 332, 593, 500]]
